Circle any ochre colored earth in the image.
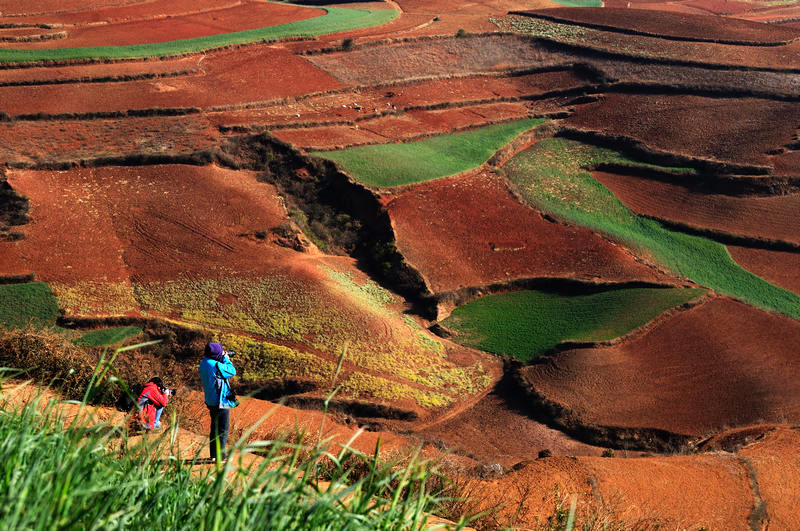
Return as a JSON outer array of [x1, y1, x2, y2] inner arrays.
[[522, 298, 800, 436]]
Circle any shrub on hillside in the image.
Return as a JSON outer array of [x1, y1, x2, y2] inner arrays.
[[0, 326, 95, 400]]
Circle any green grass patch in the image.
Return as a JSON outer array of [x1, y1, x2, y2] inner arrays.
[[443, 287, 705, 361], [76, 326, 142, 347], [312, 118, 546, 187], [501, 137, 800, 319], [0, 7, 397, 63], [0, 282, 60, 329], [549, 0, 603, 6]]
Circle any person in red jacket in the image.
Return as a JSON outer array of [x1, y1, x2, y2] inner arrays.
[[137, 377, 171, 431]]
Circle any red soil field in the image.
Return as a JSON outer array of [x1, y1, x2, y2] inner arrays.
[[0, 56, 200, 86], [522, 297, 800, 436], [739, 426, 800, 531], [566, 94, 800, 167], [207, 69, 585, 130], [0, 45, 345, 115], [389, 0, 556, 35], [581, 454, 753, 529], [682, 0, 773, 15], [0, 0, 132, 16], [460, 437, 777, 529], [0, 0, 241, 27], [273, 101, 532, 151], [2, 2, 322, 49], [523, 7, 800, 43], [305, 35, 575, 86], [386, 171, 672, 295], [770, 149, 800, 177], [4, 164, 289, 283], [592, 171, 800, 245], [417, 391, 606, 465], [499, 14, 800, 69], [182, 391, 413, 457], [728, 246, 800, 295], [0, 115, 219, 167]]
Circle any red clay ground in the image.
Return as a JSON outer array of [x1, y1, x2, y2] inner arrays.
[[522, 7, 800, 43], [207, 69, 586, 130], [386, 170, 673, 295], [592, 171, 800, 245], [305, 35, 575, 86], [3, 164, 288, 283], [0, 0, 131, 16], [728, 246, 800, 296], [416, 390, 606, 465], [0, 55, 201, 86], [566, 94, 800, 168], [0, 0, 241, 27], [522, 297, 800, 436], [0, 45, 345, 115], [0, 2, 322, 49], [496, 13, 800, 69], [273, 102, 534, 151], [738, 425, 800, 531], [0, 115, 220, 167]]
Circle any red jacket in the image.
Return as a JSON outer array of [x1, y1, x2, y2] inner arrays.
[[138, 382, 169, 429]]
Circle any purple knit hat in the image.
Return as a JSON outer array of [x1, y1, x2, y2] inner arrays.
[[205, 342, 225, 361]]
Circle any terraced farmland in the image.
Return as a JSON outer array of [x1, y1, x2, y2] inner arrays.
[[1, 0, 800, 527]]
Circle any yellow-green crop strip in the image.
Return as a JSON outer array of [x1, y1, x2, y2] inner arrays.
[[0, 7, 397, 63]]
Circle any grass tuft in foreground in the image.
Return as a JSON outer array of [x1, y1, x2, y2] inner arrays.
[[312, 119, 546, 187], [442, 287, 706, 361], [0, 382, 460, 530], [502, 137, 800, 319]]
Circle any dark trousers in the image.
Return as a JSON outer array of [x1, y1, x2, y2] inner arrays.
[[207, 406, 230, 460]]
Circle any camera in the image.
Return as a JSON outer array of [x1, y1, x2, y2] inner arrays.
[[167, 388, 177, 396], [225, 350, 235, 357]]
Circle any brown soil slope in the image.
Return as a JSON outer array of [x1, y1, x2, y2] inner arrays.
[[566, 94, 800, 168], [386, 171, 671, 295], [522, 297, 800, 436], [523, 7, 800, 43], [0, 45, 345, 115], [728, 246, 800, 296], [593, 171, 800, 245], [3, 164, 288, 283]]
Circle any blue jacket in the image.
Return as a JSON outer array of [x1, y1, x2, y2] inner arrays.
[[199, 356, 237, 408]]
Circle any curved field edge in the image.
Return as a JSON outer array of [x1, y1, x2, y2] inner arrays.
[[441, 287, 705, 361], [501, 137, 800, 320], [0, 8, 398, 63], [310, 118, 546, 187]]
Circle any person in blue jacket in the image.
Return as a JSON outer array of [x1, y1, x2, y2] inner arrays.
[[198, 341, 238, 462]]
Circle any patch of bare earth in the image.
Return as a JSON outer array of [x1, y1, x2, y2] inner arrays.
[[522, 298, 800, 436], [387, 171, 672, 295], [593, 171, 800, 245], [728, 246, 800, 295], [566, 94, 800, 168]]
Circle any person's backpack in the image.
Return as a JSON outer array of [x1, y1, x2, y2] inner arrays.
[[116, 383, 144, 412]]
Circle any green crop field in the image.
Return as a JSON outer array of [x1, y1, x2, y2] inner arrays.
[[501, 137, 800, 319], [312, 118, 546, 187], [442, 287, 705, 361], [0, 8, 397, 63], [550, 0, 603, 6], [0, 282, 60, 329], [0, 282, 142, 346], [76, 326, 142, 347]]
